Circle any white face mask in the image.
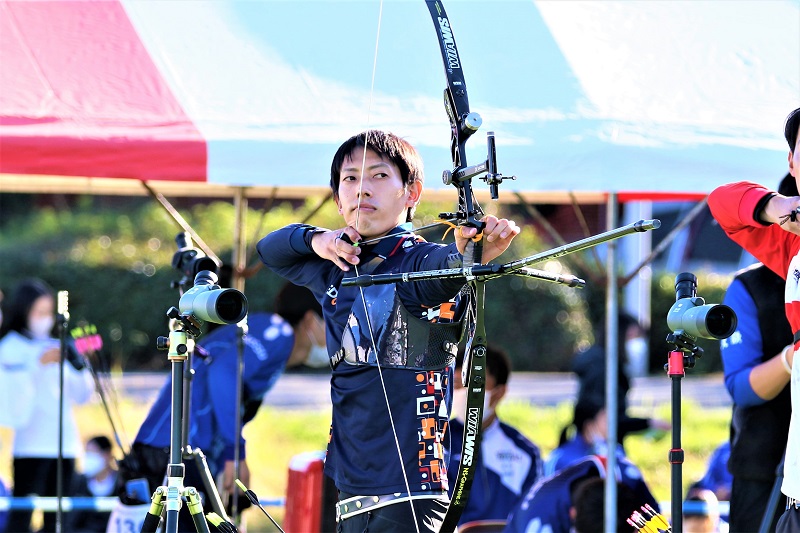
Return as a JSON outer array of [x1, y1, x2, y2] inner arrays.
[[590, 434, 609, 456], [624, 337, 649, 378], [28, 316, 55, 339], [303, 315, 329, 368], [305, 344, 330, 368], [83, 451, 106, 477], [451, 387, 493, 423]]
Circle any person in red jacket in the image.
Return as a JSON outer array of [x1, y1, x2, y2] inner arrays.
[[707, 106, 800, 533]]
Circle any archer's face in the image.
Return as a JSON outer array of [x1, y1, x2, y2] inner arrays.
[[790, 125, 800, 190], [335, 147, 421, 239]]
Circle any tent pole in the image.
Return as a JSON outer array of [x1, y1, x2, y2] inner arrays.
[[232, 187, 248, 293], [140, 181, 222, 266], [605, 191, 619, 533], [622, 198, 708, 287], [622, 200, 654, 332]]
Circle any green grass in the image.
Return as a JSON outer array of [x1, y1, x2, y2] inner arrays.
[[0, 398, 729, 530]]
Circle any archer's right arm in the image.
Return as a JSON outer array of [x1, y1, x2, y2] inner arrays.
[[257, 224, 336, 293], [709, 181, 800, 277]]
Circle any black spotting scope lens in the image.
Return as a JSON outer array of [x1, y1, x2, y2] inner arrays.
[[178, 270, 248, 324], [211, 290, 248, 324], [703, 304, 737, 339]]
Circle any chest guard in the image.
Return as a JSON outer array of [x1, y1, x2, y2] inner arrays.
[[333, 271, 463, 371]]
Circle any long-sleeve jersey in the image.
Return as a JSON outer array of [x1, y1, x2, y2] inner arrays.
[[258, 223, 465, 495], [134, 312, 294, 475], [722, 277, 776, 406], [708, 181, 800, 499]]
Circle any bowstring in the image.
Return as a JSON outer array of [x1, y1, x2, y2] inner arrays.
[[352, 2, 421, 531]]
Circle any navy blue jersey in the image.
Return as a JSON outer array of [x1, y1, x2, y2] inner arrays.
[[134, 312, 294, 476], [544, 436, 627, 477], [258, 224, 465, 495], [504, 455, 659, 533], [448, 417, 543, 525]]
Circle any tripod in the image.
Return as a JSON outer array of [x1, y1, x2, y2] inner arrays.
[[664, 331, 702, 533], [140, 308, 234, 533]]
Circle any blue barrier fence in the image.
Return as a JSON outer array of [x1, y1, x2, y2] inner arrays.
[[0, 496, 286, 512]]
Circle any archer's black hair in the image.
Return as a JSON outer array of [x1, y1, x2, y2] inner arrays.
[[778, 172, 798, 197], [785, 107, 800, 151], [329, 130, 424, 222]]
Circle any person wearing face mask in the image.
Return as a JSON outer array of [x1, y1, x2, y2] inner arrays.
[[117, 281, 327, 531], [0, 278, 94, 533], [624, 332, 649, 380], [571, 312, 669, 449], [68, 435, 118, 532], [544, 390, 629, 476], [446, 344, 544, 530]]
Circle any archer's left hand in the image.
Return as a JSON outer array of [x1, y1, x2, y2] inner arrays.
[[455, 215, 520, 263]]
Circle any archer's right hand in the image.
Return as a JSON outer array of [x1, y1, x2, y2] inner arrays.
[[311, 227, 362, 271], [763, 195, 800, 235]]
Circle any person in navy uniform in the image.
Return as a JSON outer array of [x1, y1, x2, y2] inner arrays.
[[503, 455, 659, 533], [447, 344, 543, 529], [258, 129, 520, 532], [118, 282, 327, 530]]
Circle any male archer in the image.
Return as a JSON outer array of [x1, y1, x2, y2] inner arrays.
[[258, 129, 520, 532]]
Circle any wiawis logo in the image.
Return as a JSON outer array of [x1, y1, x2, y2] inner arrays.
[[437, 17, 460, 70], [462, 406, 480, 466]]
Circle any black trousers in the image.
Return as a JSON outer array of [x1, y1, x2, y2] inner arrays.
[[7, 457, 75, 533], [777, 505, 800, 533], [729, 477, 785, 532]]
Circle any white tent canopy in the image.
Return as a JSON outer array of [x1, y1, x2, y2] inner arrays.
[[1, 0, 797, 198]]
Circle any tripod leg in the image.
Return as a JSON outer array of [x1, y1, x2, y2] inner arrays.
[[758, 453, 786, 533], [187, 447, 231, 522], [165, 484, 183, 533], [140, 487, 166, 533], [185, 487, 212, 533]]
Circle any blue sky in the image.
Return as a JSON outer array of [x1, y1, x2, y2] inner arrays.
[[122, 0, 799, 193]]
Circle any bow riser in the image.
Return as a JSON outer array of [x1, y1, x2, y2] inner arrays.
[[426, 1, 489, 530]]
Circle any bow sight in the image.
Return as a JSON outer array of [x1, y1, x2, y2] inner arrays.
[[441, 130, 516, 201]]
